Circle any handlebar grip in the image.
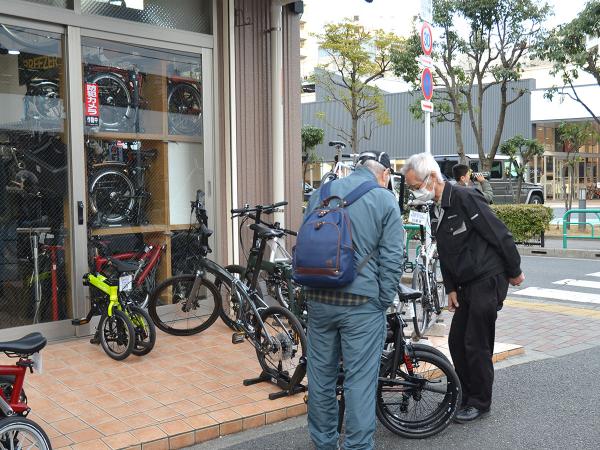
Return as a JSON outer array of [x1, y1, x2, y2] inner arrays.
[[231, 207, 248, 214], [284, 229, 297, 236], [272, 201, 288, 208]]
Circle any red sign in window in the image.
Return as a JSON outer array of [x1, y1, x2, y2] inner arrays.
[[85, 82, 99, 126]]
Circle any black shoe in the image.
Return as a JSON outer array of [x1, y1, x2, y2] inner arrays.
[[453, 406, 490, 424]]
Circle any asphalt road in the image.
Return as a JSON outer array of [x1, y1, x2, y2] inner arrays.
[[187, 346, 600, 450], [508, 255, 600, 309]]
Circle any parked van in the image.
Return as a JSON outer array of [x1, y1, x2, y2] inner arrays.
[[434, 154, 544, 204]]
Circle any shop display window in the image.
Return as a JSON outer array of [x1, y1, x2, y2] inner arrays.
[[23, 0, 73, 7], [82, 37, 204, 292], [81, 0, 212, 35], [0, 24, 71, 328]]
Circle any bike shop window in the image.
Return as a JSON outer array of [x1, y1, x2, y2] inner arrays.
[[81, 37, 204, 294], [81, 0, 212, 34], [22, 0, 73, 7], [0, 24, 71, 328]]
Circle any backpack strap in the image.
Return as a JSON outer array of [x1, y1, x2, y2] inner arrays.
[[319, 180, 333, 204], [343, 181, 382, 206]]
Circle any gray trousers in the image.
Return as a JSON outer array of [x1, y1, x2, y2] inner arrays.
[[307, 299, 386, 450]]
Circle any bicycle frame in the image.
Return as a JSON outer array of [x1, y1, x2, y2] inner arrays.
[[0, 362, 31, 416], [93, 244, 164, 289], [84, 273, 121, 317]]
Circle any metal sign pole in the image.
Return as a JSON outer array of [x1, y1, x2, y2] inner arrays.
[[425, 111, 431, 154]]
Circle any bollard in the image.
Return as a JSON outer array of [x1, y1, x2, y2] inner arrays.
[[579, 187, 587, 231]]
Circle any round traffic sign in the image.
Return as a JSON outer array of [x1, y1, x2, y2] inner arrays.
[[420, 21, 433, 56], [421, 68, 433, 101]]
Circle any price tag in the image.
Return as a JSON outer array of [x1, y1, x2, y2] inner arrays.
[[31, 352, 43, 374], [408, 210, 428, 226], [119, 274, 133, 292]]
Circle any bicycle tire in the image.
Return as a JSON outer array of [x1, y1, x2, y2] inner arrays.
[[89, 72, 132, 129], [89, 168, 136, 224], [28, 81, 61, 121], [168, 82, 202, 135], [148, 274, 221, 336], [0, 416, 52, 450], [99, 309, 135, 361], [431, 258, 447, 312], [255, 305, 307, 385], [129, 305, 156, 356], [411, 266, 432, 338], [320, 171, 337, 185], [376, 349, 461, 439]]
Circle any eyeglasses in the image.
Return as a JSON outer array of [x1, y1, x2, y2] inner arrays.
[[407, 174, 430, 191]]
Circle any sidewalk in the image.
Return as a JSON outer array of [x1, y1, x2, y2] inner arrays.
[[9, 317, 523, 450]]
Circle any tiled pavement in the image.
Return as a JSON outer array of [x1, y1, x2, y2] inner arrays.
[[2, 315, 524, 450]]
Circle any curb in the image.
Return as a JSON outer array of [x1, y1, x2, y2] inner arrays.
[[517, 245, 600, 259]]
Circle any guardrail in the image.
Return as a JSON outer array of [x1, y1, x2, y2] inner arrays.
[[562, 208, 600, 248]]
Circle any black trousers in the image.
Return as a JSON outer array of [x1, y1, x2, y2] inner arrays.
[[449, 273, 509, 411]]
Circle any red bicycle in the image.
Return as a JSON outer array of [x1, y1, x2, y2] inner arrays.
[[0, 332, 51, 449], [89, 236, 165, 309]]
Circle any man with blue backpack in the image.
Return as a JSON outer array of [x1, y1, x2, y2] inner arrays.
[[293, 151, 404, 450]]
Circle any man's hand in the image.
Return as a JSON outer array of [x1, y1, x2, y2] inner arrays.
[[448, 291, 459, 312], [509, 272, 525, 286], [475, 173, 486, 183]]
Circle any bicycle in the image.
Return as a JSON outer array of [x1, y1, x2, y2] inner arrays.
[[168, 76, 202, 135], [0, 332, 52, 449], [87, 140, 157, 227], [88, 235, 165, 309], [328, 284, 460, 440], [218, 202, 307, 330], [405, 200, 447, 338], [73, 255, 156, 360], [148, 190, 307, 399], [320, 141, 359, 185]]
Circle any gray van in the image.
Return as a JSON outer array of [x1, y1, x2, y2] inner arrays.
[[434, 154, 544, 204]]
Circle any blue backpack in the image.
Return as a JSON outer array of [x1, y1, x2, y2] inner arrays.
[[292, 180, 381, 288]]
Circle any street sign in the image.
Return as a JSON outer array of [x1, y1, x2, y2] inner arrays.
[[416, 55, 433, 68], [420, 21, 433, 56], [421, 68, 433, 101], [421, 100, 434, 112]]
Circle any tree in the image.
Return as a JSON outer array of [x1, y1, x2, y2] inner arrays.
[[314, 21, 403, 152], [499, 135, 544, 203], [301, 125, 324, 183], [392, 0, 550, 170], [536, 0, 600, 126], [556, 122, 598, 214]]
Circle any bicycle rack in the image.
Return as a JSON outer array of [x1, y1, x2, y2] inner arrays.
[[243, 356, 307, 400]]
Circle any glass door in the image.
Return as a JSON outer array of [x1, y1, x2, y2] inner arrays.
[[0, 21, 72, 334]]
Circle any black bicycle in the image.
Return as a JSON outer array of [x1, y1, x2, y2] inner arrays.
[[87, 140, 157, 226], [324, 284, 461, 440]]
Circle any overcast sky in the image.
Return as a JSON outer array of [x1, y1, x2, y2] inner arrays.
[[302, 0, 590, 35]]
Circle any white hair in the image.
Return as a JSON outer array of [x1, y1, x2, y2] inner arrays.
[[360, 159, 386, 177], [400, 153, 442, 181]]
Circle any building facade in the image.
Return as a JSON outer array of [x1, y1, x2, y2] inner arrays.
[[0, 0, 302, 339]]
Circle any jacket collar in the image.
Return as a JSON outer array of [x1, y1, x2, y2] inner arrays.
[[440, 182, 453, 208], [353, 165, 378, 182]]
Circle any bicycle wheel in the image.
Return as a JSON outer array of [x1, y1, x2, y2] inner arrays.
[[99, 309, 135, 361], [148, 274, 220, 336], [29, 81, 61, 121], [411, 266, 432, 338], [320, 171, 337, 185], [90, 72, 132, 129], [0, 416, 51, 450], [376, 349, 461, 439], [129, 305, 156, 356], [89, 168, 136, 224], [215, 264, 264, 331], [431, 258, 447, 312], [255, 305, 307, 385], [168, 82, 202, 135]]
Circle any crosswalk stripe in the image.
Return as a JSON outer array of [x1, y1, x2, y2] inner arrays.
[[513, 287, 600, 304], [554, 279, 600, 289], [586, 272, 600, 278]]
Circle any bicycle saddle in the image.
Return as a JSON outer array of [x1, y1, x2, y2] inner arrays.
[[108, 257, 139, 273], [0, 332, 47, 355], [397, 284, 422, 301], [328, 141, 346, 148], [249, 223, 284, 239]]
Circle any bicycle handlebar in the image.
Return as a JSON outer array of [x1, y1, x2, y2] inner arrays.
[[231, 201, 288, 215], [243, 213, 297, 237]]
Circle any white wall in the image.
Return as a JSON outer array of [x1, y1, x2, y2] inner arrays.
[[168, 141, 204, 225]]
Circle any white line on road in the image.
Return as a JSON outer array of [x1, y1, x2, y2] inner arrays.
[[554, 279, 600, 289], [586, 272, 600, 278], [513, 287, 600, 304]]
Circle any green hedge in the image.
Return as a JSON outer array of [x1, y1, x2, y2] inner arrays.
[[490, 204, 553, 242]]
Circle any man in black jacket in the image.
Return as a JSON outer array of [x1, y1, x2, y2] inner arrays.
[[401, 153, 525, 423]]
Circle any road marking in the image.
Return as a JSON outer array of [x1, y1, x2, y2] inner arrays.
[[554, 279, 600, 289], [512, 287, 600, 305], [587, 272, 600, 277], [505, 299, 600, 319]]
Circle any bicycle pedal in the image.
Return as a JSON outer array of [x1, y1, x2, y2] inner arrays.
[[231, 332, 246, 344], [71, 318, 89, 326]]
